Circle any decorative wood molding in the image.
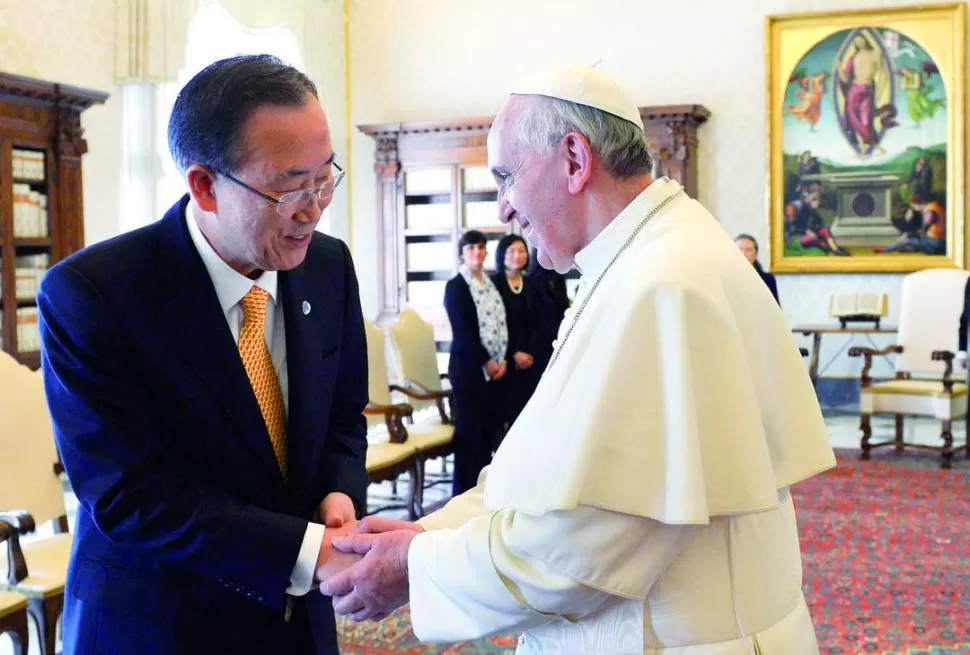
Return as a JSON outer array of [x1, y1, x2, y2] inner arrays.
[[372, 136, 399, 180], [0, 73, 109, 110], [56, 108, 87, 158]]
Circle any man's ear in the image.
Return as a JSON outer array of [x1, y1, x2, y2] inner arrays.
[[562, 132, 593, 195], [186, 164, 218, 212]]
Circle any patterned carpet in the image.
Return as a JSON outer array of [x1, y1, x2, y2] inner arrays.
[[337, 448, 970, 654]]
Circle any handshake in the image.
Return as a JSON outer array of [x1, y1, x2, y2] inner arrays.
[[315, 516, 424, 622]]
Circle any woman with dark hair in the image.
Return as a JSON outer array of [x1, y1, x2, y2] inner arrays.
[[491, 234, 538, 434], [735, 234, 780, 305], [443, 230, 508, 495]]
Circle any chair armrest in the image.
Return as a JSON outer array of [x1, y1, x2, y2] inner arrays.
[[364, 402, 414, 444], [392, 381, 454, 425], [848, 345, 903, 388], [0, 510, 36, 535], [931, 350, 957, 392], [0, 519, 28, 585], [389, 383, 451, 401]]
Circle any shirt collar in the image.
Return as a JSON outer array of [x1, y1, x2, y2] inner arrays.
[[185, 206, 278, 313], [573, 177, 681, 280]]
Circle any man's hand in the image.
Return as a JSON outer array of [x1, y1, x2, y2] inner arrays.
[[315, 547, 362, 584], [314, 515, 359, 575], [320, 492, 356, 528], [513, 351, 534, 370], [351, 516, 424, 535], [321, 530, 419, 622]]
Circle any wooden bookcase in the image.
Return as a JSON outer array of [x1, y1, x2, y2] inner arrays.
[[359, 105, 709, 346], [0, 72, 108, 369]]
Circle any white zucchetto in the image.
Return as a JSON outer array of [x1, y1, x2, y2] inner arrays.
[[510, 64, 644, 131]]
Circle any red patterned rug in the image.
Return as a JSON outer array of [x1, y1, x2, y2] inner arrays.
[[338, 449, 970, 654]]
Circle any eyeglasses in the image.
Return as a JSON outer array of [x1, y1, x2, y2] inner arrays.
[[218, 162, 346, 217]]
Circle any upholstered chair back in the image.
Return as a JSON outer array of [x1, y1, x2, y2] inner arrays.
[[0, 352, 64, 526], [389, 309, 443, 411], [896, 269, 970, 376], [363, 319, 393, 428]]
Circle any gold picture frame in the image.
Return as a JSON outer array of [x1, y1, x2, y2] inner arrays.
[[766, 3, 965, 273]]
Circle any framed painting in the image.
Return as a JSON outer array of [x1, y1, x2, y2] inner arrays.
[[766, 3, 965, 272]]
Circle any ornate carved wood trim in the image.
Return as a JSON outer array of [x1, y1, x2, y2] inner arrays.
[[0, 73, 109, 110]]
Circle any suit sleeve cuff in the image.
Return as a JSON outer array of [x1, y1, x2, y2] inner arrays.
[[287, 522, 325, 596]]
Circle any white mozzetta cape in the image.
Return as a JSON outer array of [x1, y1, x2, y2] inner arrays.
[[486, 179, 834, 522]]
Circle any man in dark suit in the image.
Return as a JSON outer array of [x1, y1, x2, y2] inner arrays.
[[37, 55, 368, 654]]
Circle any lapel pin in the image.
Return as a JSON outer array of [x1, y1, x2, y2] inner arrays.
[[302, 300, 312, 316]]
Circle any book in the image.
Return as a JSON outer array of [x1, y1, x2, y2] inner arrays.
[[829, 292, 888, 327]]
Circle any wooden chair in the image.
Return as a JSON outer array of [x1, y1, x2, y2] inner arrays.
[[362, 319, 422, 519], [0, 351, 70, 655], [849, 269, 970, 468], [388, 309, 455, 512], [0, 521, 29, 655]]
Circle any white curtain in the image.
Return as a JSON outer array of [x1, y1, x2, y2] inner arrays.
[[115, 0, 197, 84], [118, 0, 347, 235]]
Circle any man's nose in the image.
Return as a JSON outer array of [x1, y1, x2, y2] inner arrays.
[[498, 195, 515, 224], [293, 196, 323, 223]]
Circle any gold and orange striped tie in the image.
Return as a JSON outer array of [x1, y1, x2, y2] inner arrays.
[[238, 286, 287, 477]]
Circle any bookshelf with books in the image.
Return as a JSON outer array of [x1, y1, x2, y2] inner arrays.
[[0, 72, 108, 369], [359, 105, 708, 348]]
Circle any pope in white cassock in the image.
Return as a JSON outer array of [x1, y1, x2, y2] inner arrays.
[[320, 64, 836, 654]]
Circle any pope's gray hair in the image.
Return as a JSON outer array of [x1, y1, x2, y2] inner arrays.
[[514, 96, 653, 179]]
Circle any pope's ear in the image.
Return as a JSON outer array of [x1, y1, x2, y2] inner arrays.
[[186, 165, 218, 212], [562, 131, 593, 195]]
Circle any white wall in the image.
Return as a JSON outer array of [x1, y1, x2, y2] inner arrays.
[[347, 0, 968, 378], [0, 0, 123, 247]]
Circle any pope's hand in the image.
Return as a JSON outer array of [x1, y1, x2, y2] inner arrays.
[[321, 530, 419, 622], [351, 516, 424, 535]]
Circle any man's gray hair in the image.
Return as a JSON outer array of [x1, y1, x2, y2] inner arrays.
[[515, 96, 653, 179]]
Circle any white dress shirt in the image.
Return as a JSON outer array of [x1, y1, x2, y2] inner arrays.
[[185, 209, 323, 597]]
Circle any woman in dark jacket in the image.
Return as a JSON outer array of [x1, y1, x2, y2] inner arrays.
[[736, 234, 780, 305], [443, 230, 508, 495], [491, 235, 538, 434], [526, 248, 569, 378]]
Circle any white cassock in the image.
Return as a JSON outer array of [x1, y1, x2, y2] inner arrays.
[[407, 178, 837, 654]]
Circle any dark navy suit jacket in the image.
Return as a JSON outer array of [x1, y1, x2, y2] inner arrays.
[[38, 196, 368, 654]]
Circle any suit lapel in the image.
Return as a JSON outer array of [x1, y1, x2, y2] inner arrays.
[[155, 197, 284, 484], [280, 257, 341, 501]]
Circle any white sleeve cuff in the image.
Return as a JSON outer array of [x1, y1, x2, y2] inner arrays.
[[287, 522, 325, 596]]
